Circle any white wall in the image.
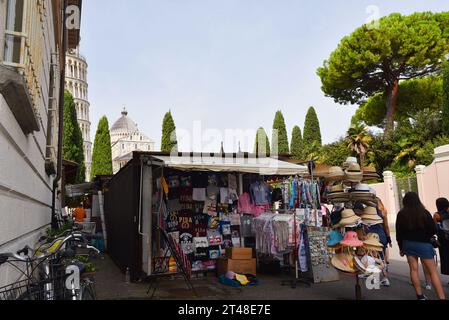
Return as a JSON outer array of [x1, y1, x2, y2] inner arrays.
[[0, 0, 58, 287]]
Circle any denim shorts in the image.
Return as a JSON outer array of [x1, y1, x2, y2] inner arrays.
[[402, 240, 436, 260]]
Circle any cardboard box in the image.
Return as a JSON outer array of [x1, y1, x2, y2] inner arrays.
[[217, 258, 257, 276], [225, 248, 253, 260]]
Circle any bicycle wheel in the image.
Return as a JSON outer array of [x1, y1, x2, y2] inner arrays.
[[80, 281, 97, 300]]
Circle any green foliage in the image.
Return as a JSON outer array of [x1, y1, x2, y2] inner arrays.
[[353, 77, 443, 127], [367, 109, 445, 176], [443, 62, 449, 136], [346, 122, 372, 167], [161, 111, 178, 153], [254, 127, 270, 156], [62, 90, 85, 183], [303, 107, 322, 159], [290, 126, 303, 159], [318, 12, 449, 134], [319, 138, 351, 166], [272, 111, 289, 154], [90, 116, 113, 179]]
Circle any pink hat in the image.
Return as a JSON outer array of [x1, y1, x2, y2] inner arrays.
[[340, 231, 364, 247], [226, 271, 236, 280]]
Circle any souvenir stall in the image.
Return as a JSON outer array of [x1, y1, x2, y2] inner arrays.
[[323, 158, 385, 299], [138, 153, 312, 281]]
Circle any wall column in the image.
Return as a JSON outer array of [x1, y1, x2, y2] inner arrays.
[[383, 171, 399, 228], [415, 165, 426, 206]]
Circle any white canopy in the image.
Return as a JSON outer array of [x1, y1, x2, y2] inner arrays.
[[150, 155, 308, 176]]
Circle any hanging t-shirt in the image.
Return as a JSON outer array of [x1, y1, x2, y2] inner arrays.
[[208, 216, 220, 230], [220, 188, 230, 204], [180, 175, 192, 187], [180, 232, 194, 255], [193, 214, 208, 237], [178, 210, 194, 232], [194, 248, 209, 260], [192, 173, 209, 188], [220, 221, 232, 236], [207, 230, 223, 246], [229, 213, 241, 226], [207, 185, 219, 198], [166, 211, 179, 233], [168, 176, 180, 188], [179, 187, 193, 203], [208, 246, 221, 260], [203, 198, 217, 216], [241, 215, 254, 237], [192, 188, 206, 202], [222, 235, 233, 249], [193, 202, 205, 214], [228, 174, 238, 190]]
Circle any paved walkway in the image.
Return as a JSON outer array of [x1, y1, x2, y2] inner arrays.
[[92, 241, 449, 300]]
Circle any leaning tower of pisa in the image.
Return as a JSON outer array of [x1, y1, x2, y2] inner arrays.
[[65, 46, 92, 181]]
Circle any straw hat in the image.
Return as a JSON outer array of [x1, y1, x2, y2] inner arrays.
[[326, 167, 345, 181], [345, 163, 363, 183], [328, 184, 350, 203], [364, 233, 383, 247], [335, 209, 361, 228], [353, 256, 367, 273], [363, 233, 384, 251], [340, 231, 364, 247], [350, 184, 376, 201], [343, 157, 358, 169], [331, 253, 357, 273], [361, 207, 383, 224]]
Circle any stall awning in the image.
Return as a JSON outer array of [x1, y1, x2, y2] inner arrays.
[[150, 155, 308, 176]]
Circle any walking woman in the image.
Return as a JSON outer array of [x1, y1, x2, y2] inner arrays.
[[433, 198, 449, 278], [396, 192, 445, 300]]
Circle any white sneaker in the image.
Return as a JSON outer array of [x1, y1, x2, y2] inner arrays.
[[425, 284, 432, 291], [380, 278, 391, 287]]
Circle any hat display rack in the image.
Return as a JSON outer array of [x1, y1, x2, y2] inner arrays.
[[324, 158, 384, 300]]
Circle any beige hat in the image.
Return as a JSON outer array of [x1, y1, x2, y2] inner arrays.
[[331, 253, 357, 273], [361, 207, 383, 223], [335, 209, 361, 228], [345, 170, 363, 183], [363, 233, 384, 248], [326, 167, 345, 181], [328, 184, 350, 203]]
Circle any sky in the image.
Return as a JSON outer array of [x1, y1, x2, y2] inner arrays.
[[80, 0, 449, 153]]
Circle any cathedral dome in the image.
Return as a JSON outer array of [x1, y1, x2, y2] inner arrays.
[[110, 108, 139, 135]]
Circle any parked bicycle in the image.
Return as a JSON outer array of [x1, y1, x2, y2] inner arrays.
[[0, 230, 99, 300]]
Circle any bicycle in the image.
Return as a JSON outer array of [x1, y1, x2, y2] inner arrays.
[[0, 231, 100, 300]]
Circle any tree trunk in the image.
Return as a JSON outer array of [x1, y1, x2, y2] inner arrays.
[[385, 79, 399, 138]]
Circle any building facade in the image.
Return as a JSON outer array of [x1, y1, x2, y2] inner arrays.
[[110, 109, 155, 174], [65, 46, 92, 181], [0, 0, 81, 286]]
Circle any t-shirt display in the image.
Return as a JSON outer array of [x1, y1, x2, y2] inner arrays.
[[155, 171, 324, 276]]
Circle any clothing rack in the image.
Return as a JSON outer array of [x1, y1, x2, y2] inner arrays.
[[280, 209, 312, 288]]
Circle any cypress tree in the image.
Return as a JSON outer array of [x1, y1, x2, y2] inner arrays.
[[62, 90, 85, 183], [161, 111, 178, 153], [254, 127, 271, 156], [303, 107, 322, 154], [290, 126, 304, 159], [272, 111, 289, 154], [443, 62, 449, 136], [90, 116, 113, 180]]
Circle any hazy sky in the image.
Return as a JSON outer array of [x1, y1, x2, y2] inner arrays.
[[80, 0, 449, 152]]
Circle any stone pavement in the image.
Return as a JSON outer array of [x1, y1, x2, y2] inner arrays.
[[92, 238, 449, 300]]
